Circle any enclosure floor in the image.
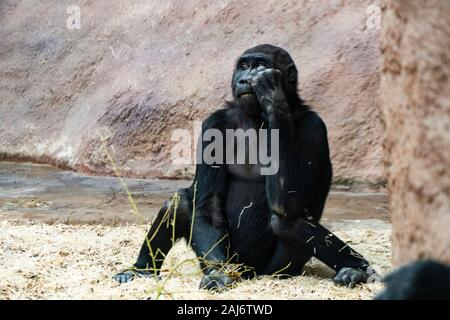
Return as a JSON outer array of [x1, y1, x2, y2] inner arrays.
[[0, 161, 389, 225], [0, 219, 390, 300], [0, 162, 391, 299]]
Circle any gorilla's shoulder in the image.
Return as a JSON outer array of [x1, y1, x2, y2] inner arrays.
[[300, 110, 328, 134], [201, 104, 234, 131]]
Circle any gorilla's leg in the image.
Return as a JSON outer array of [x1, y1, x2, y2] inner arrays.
[[262, 239, 311, 277], [193, 216, 232, 290], [270, 214, 376, 287], [114, 188, 191, 283], [114, 188, 231, 288]]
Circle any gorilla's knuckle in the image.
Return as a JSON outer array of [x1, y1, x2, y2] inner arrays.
[[270, 214, 279, 226], [200, 271, 233, 291], [270, 214, 285, 235], [255, 73, 265, 80], [268, 68, 279, 75]]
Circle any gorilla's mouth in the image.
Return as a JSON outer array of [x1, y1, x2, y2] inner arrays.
[[237, 92, 255, 98]]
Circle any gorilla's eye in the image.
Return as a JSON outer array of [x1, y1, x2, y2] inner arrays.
[[240, 62, 249, 69], [257, 61, 266, 67]]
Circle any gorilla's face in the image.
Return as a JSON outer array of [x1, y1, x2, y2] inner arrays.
[[231, 45, 298, 118], [232, 53, 271, 117]]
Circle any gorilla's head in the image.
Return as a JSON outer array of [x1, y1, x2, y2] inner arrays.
[[231, 44, 299, 117]]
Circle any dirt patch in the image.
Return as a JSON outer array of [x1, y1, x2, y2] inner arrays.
[[0, 220, 390, 300]]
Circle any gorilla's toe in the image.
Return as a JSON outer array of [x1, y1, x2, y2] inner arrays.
[[113, 269, 153, 283], [199, 270, 234, 291], [333, 267, 376, 288]]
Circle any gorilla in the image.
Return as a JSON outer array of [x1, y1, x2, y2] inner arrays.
[[376, 260, 450, 300], [114, 44, 376, 290]]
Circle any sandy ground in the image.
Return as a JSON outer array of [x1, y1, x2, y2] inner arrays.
[[0, 219, 391, 300], [0, 162, 391, 299]]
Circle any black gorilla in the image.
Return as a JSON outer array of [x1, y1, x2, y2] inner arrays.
[[114, 44, 375, 290], [376, 260, 450, 300]]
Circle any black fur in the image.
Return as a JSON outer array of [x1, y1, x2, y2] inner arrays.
[[114, 44, 374, 290], [376, 260, 450, 300]]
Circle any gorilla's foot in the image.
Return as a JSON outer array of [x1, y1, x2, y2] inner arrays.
[[333, 267, 378, 288], [199, 270, 234, 291], [113, 269, 155, 284]]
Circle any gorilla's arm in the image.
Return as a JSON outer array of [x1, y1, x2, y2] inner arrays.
[[190, 109, 233, 289], [249, 68, 331, 220], [266, 111, 373, 285], [251, 68, 374, 286], [271, 214, 374, 287], [114, 109, 233, 289], [266, 111, 331, 220]]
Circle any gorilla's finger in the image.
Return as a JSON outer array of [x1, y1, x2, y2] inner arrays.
[[333, 273, 344, 285], [271, 68, 283, 82], [349, 274, 360, 288], [200, 278, 219, 290], [199, 270, 234, 291], [113, 271, 135, 283], [342, 274, 350, 286]]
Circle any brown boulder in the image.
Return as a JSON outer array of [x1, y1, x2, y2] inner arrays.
[[380, 0, 450, 265]]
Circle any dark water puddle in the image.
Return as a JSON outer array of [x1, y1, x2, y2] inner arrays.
[[0, 161, 390, 226]]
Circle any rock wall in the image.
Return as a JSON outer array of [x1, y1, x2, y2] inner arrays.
[[380, 0, 450, 265], [0, 0, 383, 186]]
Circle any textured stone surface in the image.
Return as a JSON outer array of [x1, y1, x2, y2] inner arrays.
[[0, 0, 383, 186], [380, 0, 450, 265]]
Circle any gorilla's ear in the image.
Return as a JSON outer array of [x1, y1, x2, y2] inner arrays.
[[286, 63, 297, 83]]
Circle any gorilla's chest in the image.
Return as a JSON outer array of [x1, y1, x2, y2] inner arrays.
[[226, 163, 265, 181], [224, 121, 267, 181], [225, 177, 275, 268]]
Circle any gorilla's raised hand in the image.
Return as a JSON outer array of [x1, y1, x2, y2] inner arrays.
[[249, 67, 290, 117]]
